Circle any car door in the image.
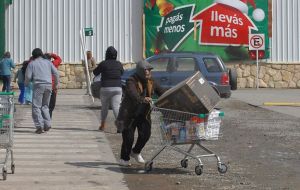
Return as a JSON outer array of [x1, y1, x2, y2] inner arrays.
[[170, 57, 198, 86], [148, 56, 173, 88]]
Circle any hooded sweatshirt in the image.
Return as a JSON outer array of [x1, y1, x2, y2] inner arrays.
[[93, 46, 124, 87]]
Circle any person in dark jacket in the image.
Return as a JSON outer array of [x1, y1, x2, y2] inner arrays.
[[93, 46, 124, 131], [116, 60, 167, 166]]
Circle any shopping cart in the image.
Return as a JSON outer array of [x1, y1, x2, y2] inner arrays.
[[145, 106, 227, 176], [0, 92, 15, 180]]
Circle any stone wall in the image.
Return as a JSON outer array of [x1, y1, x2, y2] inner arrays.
[[12, 62, 300, 89], [226, 63, 300, 88], [11, 63, 134, 89]]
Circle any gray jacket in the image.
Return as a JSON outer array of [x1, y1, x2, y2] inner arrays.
[[25, 57, 59, 87]]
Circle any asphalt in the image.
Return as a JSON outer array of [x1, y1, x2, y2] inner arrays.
[[0, 88, 299, 189], [231, 88, 300, 118]]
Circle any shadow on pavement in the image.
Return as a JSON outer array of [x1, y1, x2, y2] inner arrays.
[[65, 161, 119, 168], [65, 161, 188, 175], [117, 167, 188, 175]]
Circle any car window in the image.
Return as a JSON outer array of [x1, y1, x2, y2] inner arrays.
[[175, 57, 197, 71], [203, 58, 222, 72], [149, 58, 170, 71]]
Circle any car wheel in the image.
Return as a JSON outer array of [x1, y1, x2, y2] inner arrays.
[[229, 68, 237, 90]]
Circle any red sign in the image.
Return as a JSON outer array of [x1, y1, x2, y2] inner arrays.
[[192, 3, 257, 46], [249, 50, 265, 60]]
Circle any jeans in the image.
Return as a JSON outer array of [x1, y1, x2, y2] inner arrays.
[[2, 75, 11, 92], [18, 83, 25, 104], [100, 87, 122, 122], [32, 84, 52, 129]]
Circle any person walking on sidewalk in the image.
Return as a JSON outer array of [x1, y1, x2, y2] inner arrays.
[[116, 60, 167, 166], [83, 50, 96, 94], [44, 53, 62, 118], [93, 46, 124, 131], [23, 60, 33, 105], [25, 48, 59, 134], [0, 52, 15, 92], [14, 61, 27, 104]]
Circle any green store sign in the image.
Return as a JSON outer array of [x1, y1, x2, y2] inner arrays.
[[157, 5, 195, 51], [144, 0, 269, 62]]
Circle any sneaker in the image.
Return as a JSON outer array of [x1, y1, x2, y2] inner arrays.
[[119, 159, 131, 167], [130, 152, 145, 164], [35, 128, 43, 134], [44, 126, 51, 132]]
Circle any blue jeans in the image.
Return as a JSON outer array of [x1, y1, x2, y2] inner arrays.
[[18, 83, 25, 104], [2, 75, 11, 92]]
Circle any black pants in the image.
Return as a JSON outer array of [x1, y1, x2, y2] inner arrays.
[[121, 117, 151, 161], [49, 90, 57, 118]]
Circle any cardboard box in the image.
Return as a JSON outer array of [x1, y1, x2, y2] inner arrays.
[[155, 71, 220, 113]]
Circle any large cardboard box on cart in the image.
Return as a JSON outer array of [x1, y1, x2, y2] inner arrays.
[[155, 71, 220, 114]]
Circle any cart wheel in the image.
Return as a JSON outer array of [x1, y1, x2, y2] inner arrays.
[[180, 159, 188, 168], [218, 163, 227, 174], [195, 165, 203, 176], [144, 161, 153, 172], [11, 164, 15, 174], [2, 169, 7, 180]]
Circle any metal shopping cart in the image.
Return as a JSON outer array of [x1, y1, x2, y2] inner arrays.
[[145, 106, 227, 176], [0, 92, 15, 180]]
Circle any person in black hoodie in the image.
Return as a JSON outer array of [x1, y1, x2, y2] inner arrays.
[[116, 60, 167, 166], [93, 46, 124, 131]]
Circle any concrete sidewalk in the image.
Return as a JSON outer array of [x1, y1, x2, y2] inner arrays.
[[231, 89, 300, 118], [0, 89, 128, 190]]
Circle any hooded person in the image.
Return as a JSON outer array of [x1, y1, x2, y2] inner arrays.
[[93, 46, 124, 131], [44, 52, 62, 118], [116, 60, 167, 167]]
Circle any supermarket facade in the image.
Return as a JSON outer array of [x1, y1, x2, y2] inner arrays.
[[0, 0, 300, 89]]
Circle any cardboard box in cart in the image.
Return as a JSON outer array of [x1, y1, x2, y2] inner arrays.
[[155, 71, 220, 114]]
